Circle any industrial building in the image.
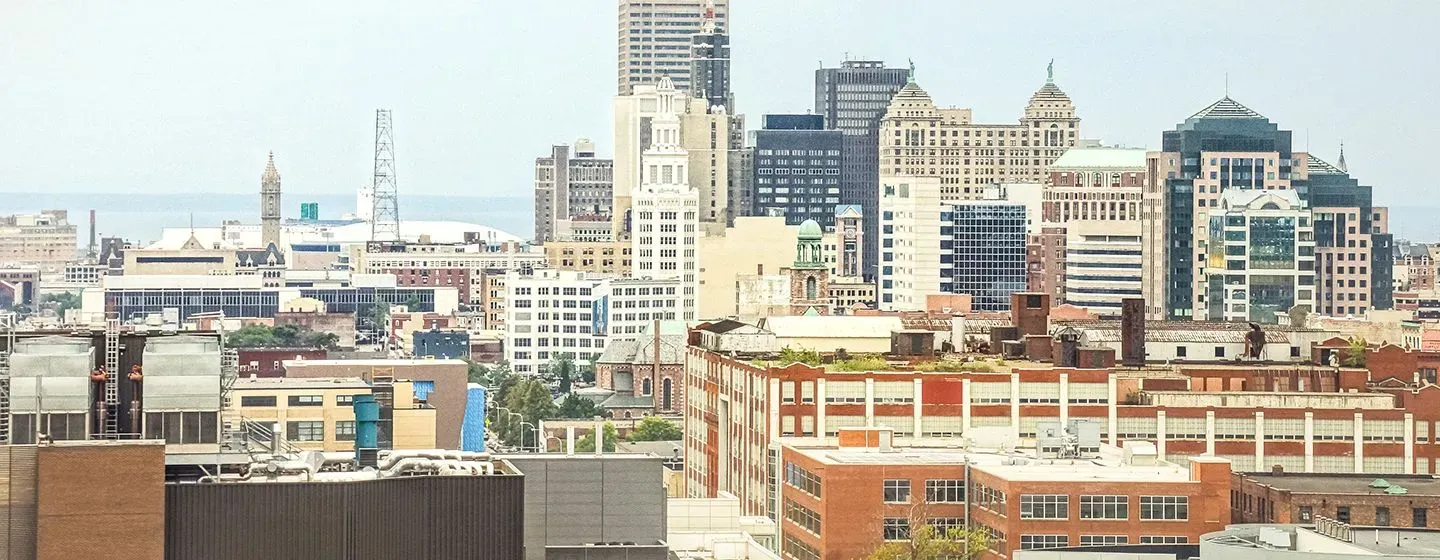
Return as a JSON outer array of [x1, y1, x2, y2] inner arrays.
[[282, 359, 469, 449], [230, 376, 436, 452], [683, 300, 1440, 522], [777, 426, 1230, 560]]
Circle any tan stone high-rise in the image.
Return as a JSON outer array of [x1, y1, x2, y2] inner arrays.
[[0, 210, 77, 274], [879, 63, 1081, 199], [617, 0, 729, 95]]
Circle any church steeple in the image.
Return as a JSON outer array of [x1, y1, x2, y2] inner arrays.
[[260, 151, 282, 249]]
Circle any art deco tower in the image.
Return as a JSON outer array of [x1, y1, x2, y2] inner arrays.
[[260, 152, 282, 248]]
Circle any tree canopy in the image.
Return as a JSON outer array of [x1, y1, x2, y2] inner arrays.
[[575, 422, 618, 453], [627, 416, 682, 442], [1343, 336, 1369, 367], [866, 523, 989, 560], [41, 292, 81, 317], [543, 353, 577, 394], [557, 393, 601, 419], [225, 324, 340, 349], [492, 378, 556, 448]]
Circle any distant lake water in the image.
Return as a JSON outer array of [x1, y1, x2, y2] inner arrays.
[[0, 192, 534, 246]]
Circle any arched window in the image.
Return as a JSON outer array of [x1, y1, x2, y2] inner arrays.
[[662, 378, 673, 411], [642, 377, 653, 396], [806, 276, 818, 300]]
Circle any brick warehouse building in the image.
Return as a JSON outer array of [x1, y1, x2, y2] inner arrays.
[[777, 427, 1230, 560], [1233, 470, 1440, 528], [684, 319, 1440, 520]]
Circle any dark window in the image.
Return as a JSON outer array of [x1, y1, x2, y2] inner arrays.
[[883, 479, 911, 503], [240, 395, 277, 407], [1176, 346, 1187, 358], [1337, 506, 1351, 523], [1415, 507, 1428, 528], [1026, 294, 1043, 308], [1214, 346, 1225, 358], [1299, 506, 1313, 522], [337, 394, 358, 406], [1377, 506, 1391, 526], [288, 395, 323, 406], [883, 518, 910, 541], [336, 421, 356, 441]]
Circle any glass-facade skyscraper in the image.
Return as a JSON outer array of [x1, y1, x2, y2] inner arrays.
[[814, 60, 909, 281], [949, 202, 1028, 312]]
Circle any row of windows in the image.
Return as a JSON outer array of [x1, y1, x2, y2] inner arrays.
[[1019, 535, 1188, 550], [285, 420, 356, 442], [239, 394, 360, 407]]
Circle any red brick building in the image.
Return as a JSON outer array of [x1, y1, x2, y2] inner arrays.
[[237, 347, 328, 378], [1234, 470, 1440, 528], [383, 266, 474, 305], [778, 427, 1229, 560], [686, 320, 1440, 521]]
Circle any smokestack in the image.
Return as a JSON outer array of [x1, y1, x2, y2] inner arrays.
[[1121, 298, 1146, 367], [88, 210, 97, 258]]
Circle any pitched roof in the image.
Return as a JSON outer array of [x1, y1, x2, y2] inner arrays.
[[1189, 96, 1265, 120], [596, 334, 686, 365], [1307, 155, 1346, 175]]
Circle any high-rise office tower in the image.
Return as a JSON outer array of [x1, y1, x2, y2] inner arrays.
[[681, 96, 731, 229], [260, 152, 282, 249], [534, 140, 615, 243], [1142, 97, 1392, 322], [751, 114, 843, 229], [689, 0, 731, 111], [814, 60, 911, 281], [618, 0, 729, 96], [631, 80, 699, 320]]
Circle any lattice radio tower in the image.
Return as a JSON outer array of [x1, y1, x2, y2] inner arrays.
[[371, 109, 400, 241]]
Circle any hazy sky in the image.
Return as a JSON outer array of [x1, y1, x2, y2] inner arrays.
[[2, 1, 1434, 211]]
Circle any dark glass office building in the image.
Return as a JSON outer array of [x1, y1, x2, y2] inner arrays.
[[948, 203, 1028, 312], [689, 25, 730, 111], [815, 61, 909, 280], [751, 114, 843, 229]]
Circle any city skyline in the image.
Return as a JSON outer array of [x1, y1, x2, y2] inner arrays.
[[0, 0, 1434, 215]]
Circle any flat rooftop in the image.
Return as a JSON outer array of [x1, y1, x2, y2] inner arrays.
[[1244, 473, 1440, 496], [1206, 524, 1440, 558], [782, 439, 1202, 483], [283, 359, 467, 366], [235, 376, 370, 390]]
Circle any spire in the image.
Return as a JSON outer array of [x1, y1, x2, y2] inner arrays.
[[261, 151, 281, 184], [1337, 141, 1348, 173], [699, 0, 717, 34]]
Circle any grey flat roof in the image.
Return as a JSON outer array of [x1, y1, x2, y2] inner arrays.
[[1245, 473, 1440, 496]]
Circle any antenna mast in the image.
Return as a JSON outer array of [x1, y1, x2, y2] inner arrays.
[[371, 109, 400, 241]]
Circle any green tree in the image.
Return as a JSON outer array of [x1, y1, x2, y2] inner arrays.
[[544, 353, 577, 394], [1343, 336, 1369, 367], [404, 295, 424, 311], [578, 363, 596, 384], [465, 359, 490, 384], [494, 378, 557, 447], [557, 393, 601, 419], [575, 422, 618, 452], [627, 416, 682, 442], [866, 523, 989, 560], [777, 346, 822, 366], [40, 292, 81, 316], [225, 324, 280, 347]]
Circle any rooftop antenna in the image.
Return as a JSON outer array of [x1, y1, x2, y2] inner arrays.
[[371, 109, 400, 242], [1224, 72, 1229, 97]]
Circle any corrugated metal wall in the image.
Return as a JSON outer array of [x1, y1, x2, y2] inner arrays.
[[165, 475, 524, 560], [0, 445, 38, 560]]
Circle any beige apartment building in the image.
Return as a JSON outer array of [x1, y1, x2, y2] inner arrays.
[[879, 66, 1081, 200], [543, 240, 632, 275], [231, 377, 436, 452], [0, 210, 78, 274], [696, 217, 800, 319], [617, 0, 729, 95]]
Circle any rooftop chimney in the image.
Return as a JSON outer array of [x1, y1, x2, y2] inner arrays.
[[1120, 298, 1146, 367]]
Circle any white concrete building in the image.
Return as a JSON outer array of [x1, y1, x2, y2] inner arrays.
[[1064, 221, 1143, 314], [1204, 189, 1316, 323], [503, 269, 682, 375], [616, 0, 729, 95], [630, 78, 700, 320], [877, 175, 943, 311]]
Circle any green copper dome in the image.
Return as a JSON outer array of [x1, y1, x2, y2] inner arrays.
[[797, 219, 823, 240]]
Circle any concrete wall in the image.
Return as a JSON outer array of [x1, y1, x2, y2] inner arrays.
[[505, 455, 667, 560], [698, 217, 800, 319]]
